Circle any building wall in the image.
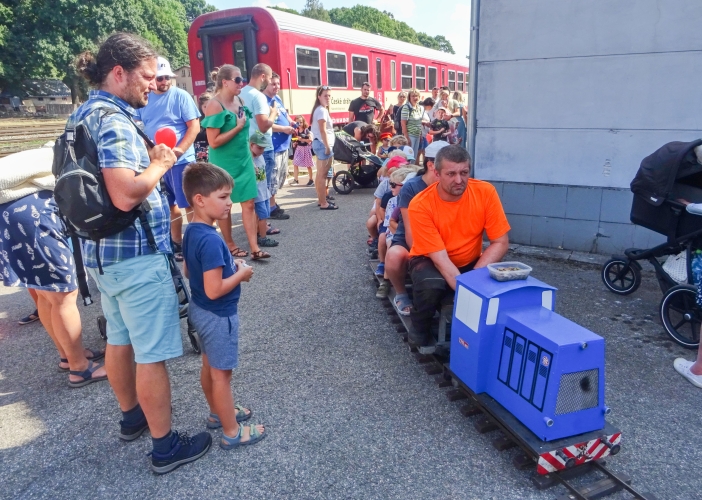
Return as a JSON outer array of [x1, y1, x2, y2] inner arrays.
[[174, 66, 194, 97], [474, 0, 702, 253]]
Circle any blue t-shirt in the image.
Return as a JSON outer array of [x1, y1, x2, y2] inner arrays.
[[239, 85, 273, 151], [267, 94, 292, 154], [135, 87, 200, 166], [183, 223, 241, 316], [394, 174, 428, 244]]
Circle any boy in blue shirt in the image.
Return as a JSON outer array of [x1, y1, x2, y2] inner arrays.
[[181, 162, 267, 450]]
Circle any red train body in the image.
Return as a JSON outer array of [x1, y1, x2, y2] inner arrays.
[[187, 7, 469, 124]]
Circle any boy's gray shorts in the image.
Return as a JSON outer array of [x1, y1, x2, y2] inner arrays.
[[188, 301, 239, 370]]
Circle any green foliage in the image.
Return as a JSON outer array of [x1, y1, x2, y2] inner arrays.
[[270, 6, 300, 16], [301, 0, 331, 23], [179, 0, 216, 23]]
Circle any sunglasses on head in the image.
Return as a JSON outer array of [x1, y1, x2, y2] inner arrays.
[[390, 182, 403, 188], [319, 85, 331, 92], [156, 76, 171, 82]]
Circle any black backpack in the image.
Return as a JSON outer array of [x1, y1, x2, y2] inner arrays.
[[52, 106, 159, 304], [393, 103, 410, 135]]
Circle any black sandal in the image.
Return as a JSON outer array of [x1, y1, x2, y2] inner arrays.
[[68, 360, 108, 388], [59, 348, 105, 372], [319, 203, 338, 210]]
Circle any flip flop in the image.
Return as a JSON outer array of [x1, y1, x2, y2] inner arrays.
[[59, 348, 105, 372], [68, 360, 108, 388], [319, 204, 338, 210], [207, 405, 252, 428], [220, 423, 267, 450]]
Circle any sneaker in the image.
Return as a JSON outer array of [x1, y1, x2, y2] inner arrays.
[[375, 263, 385, 276], [376, 280, 390, 298], [269, 207, 290, 220], [150, 430, 212, 475], [305, 180, 314, 186], [369, 249, 378, 260], [257, 236, 279, 247], [18, 309, 39, 325], [673, 358, 702, 388], [120, 415, 149, 441], [289, 179, 299, 185]]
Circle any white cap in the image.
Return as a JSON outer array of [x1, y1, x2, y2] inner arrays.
[[424, 140, 450, 158], [402, 145, 415, 160], [156, 57, 176, 77]]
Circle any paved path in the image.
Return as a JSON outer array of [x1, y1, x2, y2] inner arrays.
[[0, 182, 699, 499]]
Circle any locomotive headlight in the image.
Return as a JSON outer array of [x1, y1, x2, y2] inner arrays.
[[260, 43, 269, 54]]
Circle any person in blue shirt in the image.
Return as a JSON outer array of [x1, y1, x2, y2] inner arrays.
[[263, 72, 294, 216], [135, 57, 200, 261], [181, 161, 267, 450]]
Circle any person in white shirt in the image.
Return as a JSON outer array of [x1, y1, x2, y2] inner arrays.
[[310, 86, 337, 210]]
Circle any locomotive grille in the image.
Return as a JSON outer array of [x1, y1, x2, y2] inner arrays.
[[555, 369, 599, 415]]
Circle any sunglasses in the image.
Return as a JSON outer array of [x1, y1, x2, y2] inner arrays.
[[156, 76, 171, 82], [389, 182, 403, 188], [226, 76, 244, 84]]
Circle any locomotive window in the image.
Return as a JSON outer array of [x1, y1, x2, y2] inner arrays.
[[391, 60, 396, 90], [401, 63, 412, 90], [376, 58, 382, 89], [234, 41, 248, 80], [296, 47, 321, 88], [428, 67, 437, 90], [448, 70, 456, 91], [352, 55, 369, 88], [458, 71, 464, 92], [415, 65, 426, 91], [326, 51, 347, 88]]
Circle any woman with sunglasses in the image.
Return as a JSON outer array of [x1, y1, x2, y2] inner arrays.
[[311, 86, 337, 210], [202, 65, 270, 260]]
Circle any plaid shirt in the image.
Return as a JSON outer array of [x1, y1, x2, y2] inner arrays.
[[67, 90, 170, 268]]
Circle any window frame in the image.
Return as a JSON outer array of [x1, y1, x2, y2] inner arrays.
[[295, 45, 322, 88], [351, 53, 370, 89], [325, 50, 348, 89], [428, 66, 437, 91], [448, 70, 456, 91], [391, 60, 396, 90], [415, 64, 426, 91], [400, 61, 413, 90], [457, 71, 464, 92], [376, 58, 382, 90], [442, 68, 445, 86]]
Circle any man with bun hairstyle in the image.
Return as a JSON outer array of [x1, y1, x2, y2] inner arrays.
[[71, 32, 211, 473]]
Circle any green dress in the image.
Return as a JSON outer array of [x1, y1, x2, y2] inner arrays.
[[201, 105, 257, 203]]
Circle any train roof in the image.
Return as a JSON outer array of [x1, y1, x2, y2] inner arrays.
[[263, 7, 469, 69]]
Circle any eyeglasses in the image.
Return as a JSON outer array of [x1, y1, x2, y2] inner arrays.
[[156, 76, 171, 82], [389, 182, 403, 188]]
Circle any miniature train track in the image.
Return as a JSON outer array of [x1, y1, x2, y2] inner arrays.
[[0, 124, 65, 157], [369, 260, 658, 500]]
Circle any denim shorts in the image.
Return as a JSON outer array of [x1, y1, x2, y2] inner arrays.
[[188, 301, 239, 370], [312, 139, 334, 161], [254, 199, 270, 220], [163, 163, 190, 208], [87, 253, 183, 364]]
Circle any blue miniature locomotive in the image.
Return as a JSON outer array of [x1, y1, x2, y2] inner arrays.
[[449, 268, 608, 441]]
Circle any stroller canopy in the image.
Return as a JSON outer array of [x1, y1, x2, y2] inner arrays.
[[630, 139, 702, 206]]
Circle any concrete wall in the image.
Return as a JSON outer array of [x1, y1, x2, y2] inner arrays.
[[474, 0, 702, 253]]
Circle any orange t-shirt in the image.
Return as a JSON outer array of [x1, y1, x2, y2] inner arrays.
[[408, 179, 511, 267]]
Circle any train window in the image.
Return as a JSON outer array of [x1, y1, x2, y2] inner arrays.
[[326, 51, 347, 88], [391, 61, 396, 90], [466, 72, 470, 87], [376, 58, 382, 89], [448, 70, 456, 91], [296, 47, 321, 87], [458, 72, 464, 92], [428, 67, 437, 90], [352, 55, 369, 88], [401, 63, 412, 89], [234, 41, 248, 80], [415, 65, 426, 91]]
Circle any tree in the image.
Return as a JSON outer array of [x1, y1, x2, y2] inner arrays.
[[178, 0, 216, 24], [270, 6, 300, 16], [301, 0, 330, 23], [434, 35, 455, 55]]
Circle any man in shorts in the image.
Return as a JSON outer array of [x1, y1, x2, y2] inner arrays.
[[407, 145, 510, 346], [136, 56, 200, 261], [263, 72, 294, 213], [70, 32, 211, 473]]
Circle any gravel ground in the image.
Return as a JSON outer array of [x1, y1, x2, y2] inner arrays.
[[0, 181, 699, 500]]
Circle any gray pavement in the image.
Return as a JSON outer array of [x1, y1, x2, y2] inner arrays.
[[0, 181, 700, 500]]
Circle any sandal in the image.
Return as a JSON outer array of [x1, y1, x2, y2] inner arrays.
[[172, 242, 184, 263], [68, 360, 108, 388], [207, 405, 252, 428], [229, 247, 249, 258], [394, 294, 412, 316], [220, 423, 267, 450], [18, 310, 39, 325], [319, 203, 338, 210], [266, 227, 281, 235], [59, 348, 105, 372], [251, 250, 271, 260]]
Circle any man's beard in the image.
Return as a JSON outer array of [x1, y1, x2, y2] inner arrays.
[[124, 76, 149, 109]]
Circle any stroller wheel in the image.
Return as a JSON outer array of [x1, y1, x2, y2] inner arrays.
[[601, 258, 641, 295], [97, 315, 107, 341], [660, 284, 701, 349], [333, 170, 354, 195], [187, 318, 202, 354]]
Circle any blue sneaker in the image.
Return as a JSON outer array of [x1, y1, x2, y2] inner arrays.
[[375, 263, 385, 276], [149, 431, 212, 475]]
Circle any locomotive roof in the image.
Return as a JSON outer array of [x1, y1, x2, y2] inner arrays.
[[265, 7, 470, 69]]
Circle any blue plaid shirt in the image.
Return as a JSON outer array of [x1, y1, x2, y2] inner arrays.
[[67, 90, 170, 268]]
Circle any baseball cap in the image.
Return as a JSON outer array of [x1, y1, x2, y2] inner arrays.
[[437, 106, 449, 113], [424, 140, 449, 159], [401, 145, 415, 161], [380, 132, 393, 140], [249, 131, 272, 149], [156, 56, 176, 77], [386, 156, 409, 169]]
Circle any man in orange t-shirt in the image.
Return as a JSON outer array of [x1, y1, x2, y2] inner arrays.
[[407, 145, 510, 346]]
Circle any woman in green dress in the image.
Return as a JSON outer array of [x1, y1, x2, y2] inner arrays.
[[202, 64, 269, 260]]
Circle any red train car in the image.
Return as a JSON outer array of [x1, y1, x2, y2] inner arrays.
[[188, 7, 469, 124]]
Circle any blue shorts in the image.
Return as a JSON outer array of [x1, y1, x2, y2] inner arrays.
[[188, 301, 239, 370], [379, 224, 387, 234], [163, 162, 190, 208], [87, 253, 183, 364], [420, 136, 428, 150], [254, 199, 270, 220], [312, 139, 334, 160]]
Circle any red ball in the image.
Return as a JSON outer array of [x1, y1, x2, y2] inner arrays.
[[154, 127, 177, 149]]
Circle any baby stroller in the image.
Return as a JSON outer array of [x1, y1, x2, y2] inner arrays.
[[331, 132, 384, 195], [601, 139, 702, 349]]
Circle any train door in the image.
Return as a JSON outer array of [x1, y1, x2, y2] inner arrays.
[[209, 34, 250, 80], [198, 15, 259, 85], [373, 55, 384, 107]]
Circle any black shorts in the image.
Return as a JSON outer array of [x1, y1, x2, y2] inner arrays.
[[390, 236, 409, 251]]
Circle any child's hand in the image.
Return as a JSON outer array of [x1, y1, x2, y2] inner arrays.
[[235, 259, 254, 282]]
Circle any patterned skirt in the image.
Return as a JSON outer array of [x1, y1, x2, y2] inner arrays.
[[0, 190, 77, 292], [293, 145, 314, 168]]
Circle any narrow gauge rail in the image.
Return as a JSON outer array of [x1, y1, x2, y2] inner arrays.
[[370, 260, 658, 500]]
